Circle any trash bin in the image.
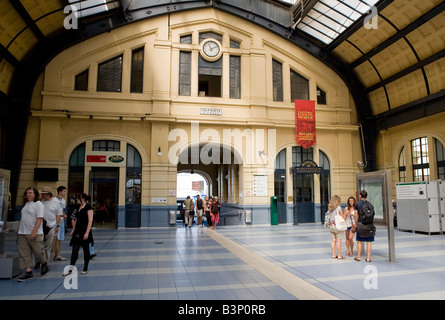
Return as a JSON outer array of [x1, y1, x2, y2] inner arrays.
[[270, 196, 278, 225], [245, 210, 252, 224], [169, 210, 176, 225]]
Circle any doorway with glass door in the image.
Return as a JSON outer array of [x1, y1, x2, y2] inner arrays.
[[90, 167, 118, 229]]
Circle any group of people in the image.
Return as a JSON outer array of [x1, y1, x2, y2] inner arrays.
[[327, 190, 375, 262], [183, 194, 221, 229], [17, 186, 94, 281]]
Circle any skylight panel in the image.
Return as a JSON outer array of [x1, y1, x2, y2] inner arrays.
[[68, 0, 120, 19], [295, 0, 379, 44]]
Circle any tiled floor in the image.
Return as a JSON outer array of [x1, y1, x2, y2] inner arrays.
[[1, 223, 445, 300]]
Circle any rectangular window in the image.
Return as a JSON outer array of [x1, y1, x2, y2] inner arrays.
[[130, 47, 144, 93], [230, 55, 241, 99], [290, 70, 309, 101], [93, 140, 120, 151], [97, 55, 123, 92], [180, 34, 192, 44], [411, 137, 430, 181], [75, 69, 88, 91], [199, 32, 222, 43], [198, 56, 222, 97], [179, 51, 192, 96], [272, 59, 283, 102], [317, 86, 327, 104], [230, 39, 240, 48]]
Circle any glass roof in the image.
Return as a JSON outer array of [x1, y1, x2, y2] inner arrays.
[[294, 0, 379, 44], [68, 0, 120, 19], [67, 0, 378, 45]]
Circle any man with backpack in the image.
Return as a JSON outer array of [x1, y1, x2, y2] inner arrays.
[[354, 190, 375, 262]]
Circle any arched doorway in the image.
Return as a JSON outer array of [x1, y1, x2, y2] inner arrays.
[[175, 142, 241, 203], [292, 146, 315, 224], [274, 146, 331, 224], [67, 140, 143, 228], [319, 150, 331, 224], [274, 148, 287, 224], [177, 172, 210, 199], [125, 144, 142, 228]]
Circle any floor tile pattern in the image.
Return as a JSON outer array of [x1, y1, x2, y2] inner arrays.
[[1, 224, 444, 300]]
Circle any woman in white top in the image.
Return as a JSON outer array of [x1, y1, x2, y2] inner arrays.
[[344, 196, 357, 257], [328, 195, 346, 259], [17, 187, 48, 281]]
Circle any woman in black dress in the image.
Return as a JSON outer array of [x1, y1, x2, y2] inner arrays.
[[63, 193, 94, 275]]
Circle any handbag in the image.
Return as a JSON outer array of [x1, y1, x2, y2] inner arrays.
[[42, 219, 51, 234], [324, 211, 330, 229], [357, 222, 376, 237], [334, 212, 347, 232]]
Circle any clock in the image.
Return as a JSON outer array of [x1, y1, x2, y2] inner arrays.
[[201, 39, 222, 61]]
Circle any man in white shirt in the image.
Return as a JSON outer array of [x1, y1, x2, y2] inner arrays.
[[53, 186, 67, 261], [35, 186, 62, 270], [17, 187, 48, 281]]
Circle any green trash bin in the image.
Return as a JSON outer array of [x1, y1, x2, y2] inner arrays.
[[270, 196, 278, 225]]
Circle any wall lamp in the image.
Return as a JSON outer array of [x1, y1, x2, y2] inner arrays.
[[157, 147, 162, 156], [259, 150, 267, 158]]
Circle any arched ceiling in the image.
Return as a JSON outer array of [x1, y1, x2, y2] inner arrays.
[[1, 0, 443, 124], [0, 0, 444, 202]]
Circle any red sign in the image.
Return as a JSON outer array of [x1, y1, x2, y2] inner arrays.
[[295, 100, 316, 149], [87, 155, 106, 163]]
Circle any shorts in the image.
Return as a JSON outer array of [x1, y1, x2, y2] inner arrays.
[[356, 233, 375, 242], [330, 230, 343, 240]]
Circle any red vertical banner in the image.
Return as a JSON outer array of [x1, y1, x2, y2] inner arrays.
[[295, 100, 316, 149]]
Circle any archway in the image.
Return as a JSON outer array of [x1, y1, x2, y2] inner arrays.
[[175, 142, 242, 205]]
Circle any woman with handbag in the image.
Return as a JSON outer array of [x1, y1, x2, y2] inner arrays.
[[328, 195, 346, 260], [344, 196, 357, 256]]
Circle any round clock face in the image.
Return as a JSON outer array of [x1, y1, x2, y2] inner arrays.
[[202, 39, 221, 59]]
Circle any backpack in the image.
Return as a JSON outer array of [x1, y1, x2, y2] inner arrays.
[[359, 200, 374, 225]]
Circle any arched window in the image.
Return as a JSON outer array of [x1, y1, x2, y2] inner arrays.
[[125, 144, 142, 228], [398, 147, 406, 182], [319, 150, 330, 222], [292, 146, 313, 164], [436, 139, 445, 180], [68, 143, 85, 200], [127, 144, 142, 168], [274, 149, 286, 203], [411, 137, 430, 181]]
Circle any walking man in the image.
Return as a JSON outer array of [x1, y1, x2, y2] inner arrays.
[[183, 195, 194, 228], [35, 187, 62, 270]]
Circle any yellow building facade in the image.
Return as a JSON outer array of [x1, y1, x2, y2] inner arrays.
[[17, 7, 444, 227]]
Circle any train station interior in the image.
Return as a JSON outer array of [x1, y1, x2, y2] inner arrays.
[[0, 0, 444, 302]]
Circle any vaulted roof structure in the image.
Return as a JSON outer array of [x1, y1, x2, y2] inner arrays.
[[0, 0, 444, 204]]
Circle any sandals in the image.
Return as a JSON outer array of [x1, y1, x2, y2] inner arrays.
[[354, 257, 372, 262], [331, 255, 345, 259]]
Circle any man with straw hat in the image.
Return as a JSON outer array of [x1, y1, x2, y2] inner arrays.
[[34, 186, 62, 271]]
